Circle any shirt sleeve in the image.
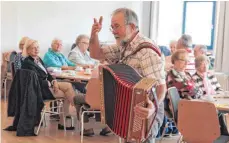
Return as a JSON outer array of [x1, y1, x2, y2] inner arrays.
[[64, 56, 75, 67], [101, 44, 120, 64], [43, 54, 62, 68], [68, 51, 77, 64], [139, 49, 166, 85], [69, 50, 87, 65]]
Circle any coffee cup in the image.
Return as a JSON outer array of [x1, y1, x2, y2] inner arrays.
[[76, 66, 83, 71], [85, 68, 92, 74]]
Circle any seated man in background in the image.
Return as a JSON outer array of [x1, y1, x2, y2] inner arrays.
[[159, 45, 171, 57], [68, 34, 98, 68], [176, 34, 195, 75], [194, 44, 215, 70], [43, 38, 76, 70], [192, 55, 222, 96]]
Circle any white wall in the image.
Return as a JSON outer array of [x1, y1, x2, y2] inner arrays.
[[1, 1, 143, 57]]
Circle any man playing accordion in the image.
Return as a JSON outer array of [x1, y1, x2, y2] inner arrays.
[[89, 8, 166, 143]]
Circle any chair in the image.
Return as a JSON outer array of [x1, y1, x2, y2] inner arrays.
[[79, 78, 101, 143], [3, 72, 12, 101], [11, 62, 16, 78], [36, 98, 66, 135], [79, 78, 122, 143], [2, 51, 17, 100], [215, 72, 229, 91], [167, 87, 181, 124], [177, 100, 226, 143], [160, 87, 181, 142]]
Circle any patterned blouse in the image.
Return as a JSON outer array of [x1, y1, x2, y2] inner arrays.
[[192, 72, 222, 95], [14, 53, 25, 72], [166, 69, 203, 99]]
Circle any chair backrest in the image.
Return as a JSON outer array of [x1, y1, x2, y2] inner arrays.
[[167, 87, 180, 123], [11, 62, 15, 78], [85, 78, 101, 110], [178, 100, 220, 143], [1, 51, 17, 82], [7, 51, 17, 72]]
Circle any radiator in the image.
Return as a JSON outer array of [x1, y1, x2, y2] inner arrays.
[[215, 72, 229, 91]]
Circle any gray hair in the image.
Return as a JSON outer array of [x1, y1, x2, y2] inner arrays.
[[112, 8, 139, 29], [195, 55, 210, 69], [179, 34, 192, 48], [76, 34, 89, 45], [171, 49, 188, 64], [195, 44, 207, 54], [51, 38, 62, 47]]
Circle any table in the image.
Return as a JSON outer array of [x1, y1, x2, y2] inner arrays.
[[51, 70, 92, 81], [213, 95, 229, 112], [193, 95, 229, 112]]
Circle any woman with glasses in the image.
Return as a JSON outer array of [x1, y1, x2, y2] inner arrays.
[[14, 36, 30, 72], [68, 34, 98, 68], [166, 49, 202, 99]]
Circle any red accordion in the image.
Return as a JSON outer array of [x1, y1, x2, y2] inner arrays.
[[99, 64, 158, 142]]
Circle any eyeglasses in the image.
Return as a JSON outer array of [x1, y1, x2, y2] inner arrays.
[[109, 24, 127, 32], [54, 43, 62, 46], [178, 58, 190, 63], [80, 42, 89, 45]]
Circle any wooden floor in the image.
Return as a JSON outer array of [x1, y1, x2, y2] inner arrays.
[[1, 99, 179, 143]]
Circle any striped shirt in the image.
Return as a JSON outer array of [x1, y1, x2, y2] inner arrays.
[[192, 72, 222, 95]]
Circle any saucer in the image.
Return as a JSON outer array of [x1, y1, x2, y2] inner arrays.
[[84, 72, 92, 75]]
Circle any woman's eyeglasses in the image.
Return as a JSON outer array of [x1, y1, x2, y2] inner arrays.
[[178, 58, 190, 63], [80, 42, 89, 45]]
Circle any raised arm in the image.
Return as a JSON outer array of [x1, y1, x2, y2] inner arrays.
[[89, 16, 105, 60]]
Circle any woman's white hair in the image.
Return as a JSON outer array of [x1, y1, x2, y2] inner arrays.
[[75, 34, 89, 45], [195, 55, 209, 69]]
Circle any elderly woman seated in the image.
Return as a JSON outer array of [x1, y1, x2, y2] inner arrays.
[[192, 55, 223, 96], [193, 55, 229, 135], [68, 34, 98, 68], [21, 39, 77, 130], [166, 49, 202, 99]]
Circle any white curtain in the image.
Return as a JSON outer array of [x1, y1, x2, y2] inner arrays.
[[215, 1, 229, 73], [141, 1, 159, 42]]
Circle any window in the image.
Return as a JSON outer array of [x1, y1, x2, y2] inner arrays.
[[157, 1, 183, 46], [183, 1, 216, 50], [157, 1, 216, 50]]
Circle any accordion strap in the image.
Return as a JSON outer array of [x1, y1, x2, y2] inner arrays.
[[119, 42, 161, 63]]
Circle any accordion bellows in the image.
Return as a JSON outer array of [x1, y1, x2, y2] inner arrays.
[[99, 64, 157, 142]]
